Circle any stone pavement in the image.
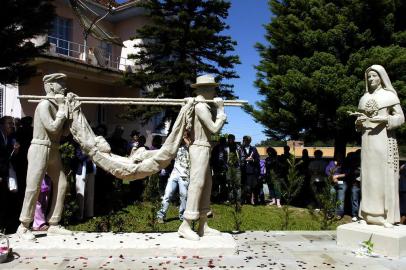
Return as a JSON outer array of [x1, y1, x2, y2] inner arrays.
[[5, 232, 237, 258], [1, 231, 406, 270]]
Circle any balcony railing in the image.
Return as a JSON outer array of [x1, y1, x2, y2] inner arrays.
[[47, 36, 135, 71]]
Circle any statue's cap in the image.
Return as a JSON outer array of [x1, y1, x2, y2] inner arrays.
[[191, 74, 218, 88], [43, 73, 66, 83]]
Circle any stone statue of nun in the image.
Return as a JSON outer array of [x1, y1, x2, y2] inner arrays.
[[355, 65, 404, 227]]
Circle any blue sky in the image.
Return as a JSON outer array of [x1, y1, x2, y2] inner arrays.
[[222, 0, 270, 145]]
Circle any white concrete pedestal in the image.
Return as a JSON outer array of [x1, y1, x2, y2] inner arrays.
[[8, 232, 237, 257], [337, 222, 406, 258]]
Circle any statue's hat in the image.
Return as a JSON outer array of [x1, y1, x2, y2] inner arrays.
[[191, 74, 218, 88], [43, 73, 67, 83]]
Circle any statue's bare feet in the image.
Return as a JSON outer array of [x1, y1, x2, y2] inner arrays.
[[178, 220, 200, 241], [359, 220, 367, 225]]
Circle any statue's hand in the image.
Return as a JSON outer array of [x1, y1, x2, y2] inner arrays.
[[348, 111, 367, 117], [369, 115, 388, 123], [55, 94, 66, 106], [213, 97, 224, 109], [55, 94, 68, 119], [355, 116, 367, 125]]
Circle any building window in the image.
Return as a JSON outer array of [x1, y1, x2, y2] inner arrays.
[[96, 41, 113, 67], [100, 41, 112, 58], [49, 16, 73, 56]]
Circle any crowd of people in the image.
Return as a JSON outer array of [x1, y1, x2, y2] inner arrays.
[[2, 114, 406, 233], [223, 143, 362, 221], [209, 136, 406, 225]]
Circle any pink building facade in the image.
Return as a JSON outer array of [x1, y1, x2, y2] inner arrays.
[[2, 0, 164, 142]]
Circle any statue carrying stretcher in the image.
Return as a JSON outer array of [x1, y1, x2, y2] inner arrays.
[[17, 73, 246, 241]]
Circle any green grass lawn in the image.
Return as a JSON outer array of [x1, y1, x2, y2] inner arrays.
[[67, 203, 350, 233]]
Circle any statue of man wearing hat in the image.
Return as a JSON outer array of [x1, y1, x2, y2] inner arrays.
[[178, 74, 227, 240], [17, 73, 73, 240]]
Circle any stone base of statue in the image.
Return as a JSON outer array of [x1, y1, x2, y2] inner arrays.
[[337, 222, 406, 258], [8, 232, 237, 257]]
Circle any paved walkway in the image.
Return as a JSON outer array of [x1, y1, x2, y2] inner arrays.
[[1, 231, 405, 269]]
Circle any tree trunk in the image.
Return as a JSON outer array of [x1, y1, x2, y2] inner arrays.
[[334, 131, 347, 159]]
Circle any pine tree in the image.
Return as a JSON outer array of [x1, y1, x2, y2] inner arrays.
[[123, 0, 239, 127], [251, 0, 406, 153], [0, 0, 55, 84]]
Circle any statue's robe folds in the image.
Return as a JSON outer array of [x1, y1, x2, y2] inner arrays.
[[67, 97, 194, 181], [358, 89, 405, 223]]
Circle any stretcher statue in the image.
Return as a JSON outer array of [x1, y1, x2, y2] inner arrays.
[[17, 73, 234, 241]]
